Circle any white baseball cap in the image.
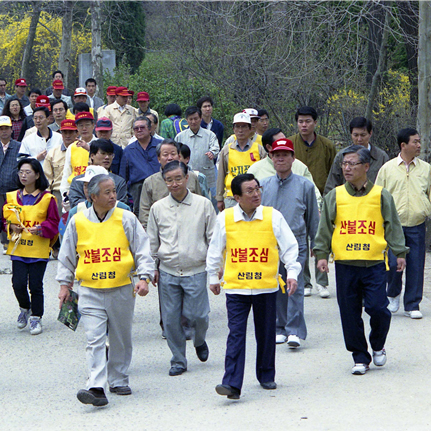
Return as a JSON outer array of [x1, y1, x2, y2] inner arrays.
[[233, 112, 251, 125], [76, 165, 109, 182], [243, 108, 260, 118]]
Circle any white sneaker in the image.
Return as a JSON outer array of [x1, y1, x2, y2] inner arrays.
[[404, 310, 423, 319], [17, 308, 31, 329], [276, 334, 287, 344], [287, 335, 300, 349], [304, 287, 312, 297], [387, 295, 400, 313], [29, 317, 42, 335], [373, 348, 387, 366], [351, 363, 369, 375], [316, 284, 330, 298]]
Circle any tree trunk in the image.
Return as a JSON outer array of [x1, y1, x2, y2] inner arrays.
[[398, 1, 419, 109], [91, 0, 103, 98], [21, 1, 41, 81], [366, 2, 385, 85], [418, 1, 431, 162], [58, 1, 74, 90], [365, 3, 392, 121]]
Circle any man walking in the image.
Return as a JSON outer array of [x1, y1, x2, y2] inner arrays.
[[57, 174, 155, 406], [314, 145, 408, 375], [207, 173, 300, 399], [147, 160, 216, 376], [261, 138, 320, 348], [375, 128, 431, 319]]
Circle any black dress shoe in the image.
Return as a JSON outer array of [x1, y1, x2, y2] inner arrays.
[[195, 341, 209, 362], [260, 381, 277, 390], [215, 384, 240, 400], [77, 387, 109, 406], [169, 366, 187, 376], [109, 385, 132, 395]]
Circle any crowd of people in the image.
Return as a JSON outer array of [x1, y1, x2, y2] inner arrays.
[[1, 70, 430, 407]]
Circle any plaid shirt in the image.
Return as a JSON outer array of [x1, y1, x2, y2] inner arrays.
[[11, 118, 24, 141]]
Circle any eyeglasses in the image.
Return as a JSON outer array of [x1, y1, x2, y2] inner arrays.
[[133, 126, 148, 131], [340, 161, 363, 168], [165, 176, 185, 185], [18, 170, 34, 176], [244, 186, 263, 196]]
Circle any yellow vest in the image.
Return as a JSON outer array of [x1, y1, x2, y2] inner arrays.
[[66, 107, 95, 120], [225, 142, 261, 197], [68, 141, 89, 183], [332, 185, 387, 260], [224, 206, 279, 289], [5, 192, 54, 258], [75, 208, 134, 288]]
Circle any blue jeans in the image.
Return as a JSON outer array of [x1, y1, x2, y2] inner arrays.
[[387, 222, 425, 311]]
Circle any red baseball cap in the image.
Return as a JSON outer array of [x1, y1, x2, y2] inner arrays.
[[106, 86, 117, 96], [52, 79, 64, 90], [271, 138, 295, 153], [75, 111, 94, 123], [15, 78, 27, 87], [115, 86, 129, 96], [95, 117, 113, 131], [60, 119, 77, 131], [35, 95, 51, 109], [137, 91, 150, 102]]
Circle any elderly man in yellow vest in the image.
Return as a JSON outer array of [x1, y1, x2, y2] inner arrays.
[[57, 174, 155, 407], [216, 112, 266, 212], [207, 173, 301, 400], [314, 145, 408, 376]]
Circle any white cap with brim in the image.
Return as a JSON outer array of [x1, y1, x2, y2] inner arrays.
[[233, 112, 251, 125], [0, 116, 12, 127], [76, 165, 109, 182]]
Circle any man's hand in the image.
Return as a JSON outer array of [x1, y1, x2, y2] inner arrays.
[[205, 151, 214, 160], [286, 278, 297, 296], [58, 284, 72, 309], [210, 283, 221, 295], [10, 224, 23, 234], [76, 139, 90, 151], [396, 258, 406, 272], [217, 201, 225, 212], [153, 270, 159, 286], [134, 279, 149, 296], [37, 149, 47, 161], [317, 259, 329, 273]]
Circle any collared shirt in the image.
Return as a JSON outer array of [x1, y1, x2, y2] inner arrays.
[[120, 136, 162, 185], [139, 170, 202, 228], [397, 153, 417, 173], [324, 143, 389, 196], [174, 127, 219, 188], [201, 117, 224, 147], [56, 205, 155, 286], [247, 155, 322, 207], [375, 156, 431, 227], [104, 101, 137, 148], [2, 141, 10, 153], [206, 204, 301, 295], [147, 191, 216, 277], [19, 128, 63, 165]]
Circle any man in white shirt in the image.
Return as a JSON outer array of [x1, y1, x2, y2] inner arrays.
[[19, 106, 62, 165]]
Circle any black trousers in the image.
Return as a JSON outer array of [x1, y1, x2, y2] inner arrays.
[[12, 260, 48, 317]]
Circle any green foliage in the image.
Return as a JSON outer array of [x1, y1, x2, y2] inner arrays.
[[104, 52, 241, 136], [102, 2, 146, 73]]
